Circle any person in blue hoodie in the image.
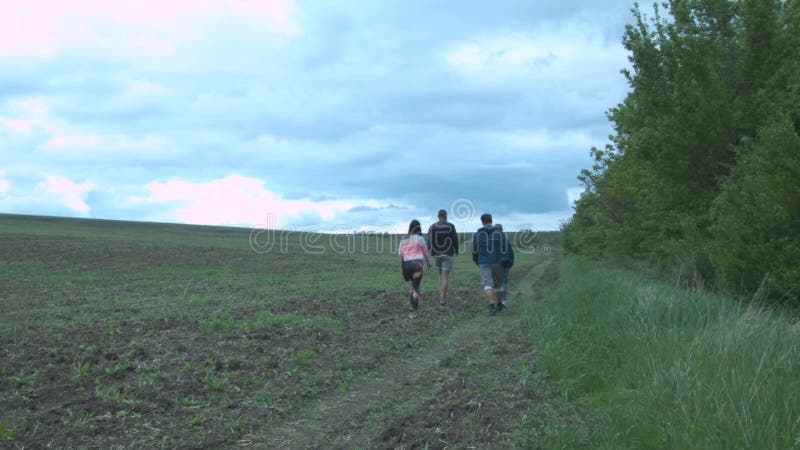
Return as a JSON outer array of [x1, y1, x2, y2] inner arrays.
[[472, 213, 514, 315]]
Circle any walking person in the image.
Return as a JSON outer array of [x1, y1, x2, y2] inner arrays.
[[427, 209, 459, 306], [495, 223, 514, 309], [398, 219, 432, 312], [471, 213, 513, 315]]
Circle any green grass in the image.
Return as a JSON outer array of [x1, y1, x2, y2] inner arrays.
[[519, 256, 800, 449]]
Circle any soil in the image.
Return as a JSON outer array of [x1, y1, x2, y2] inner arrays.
[[260, 262, 560, 449], [0, 216, 561, 448]]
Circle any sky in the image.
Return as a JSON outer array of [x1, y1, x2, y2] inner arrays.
[[0, 0, 636, 233]]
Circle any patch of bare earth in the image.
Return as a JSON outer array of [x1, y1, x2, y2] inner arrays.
[[259, 259, 560, 448]]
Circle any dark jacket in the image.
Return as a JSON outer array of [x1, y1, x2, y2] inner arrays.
[[472, 225, 514, 267], [427, 221, 459, 256]]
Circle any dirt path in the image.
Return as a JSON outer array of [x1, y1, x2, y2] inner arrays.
[[263, 315, 498, 448], [255, 257, 560, 448]]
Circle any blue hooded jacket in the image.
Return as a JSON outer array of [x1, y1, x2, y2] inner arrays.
[[472, 225, 514, 266]]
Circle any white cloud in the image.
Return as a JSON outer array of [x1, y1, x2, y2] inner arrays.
[[135, 174, 387, 227], [118, 80, 172, 102], [496, 211, 572, 232], [1, 97, 54, 134], [36, 174, 94, 213], [0, 0, 301, 57], [445, 36, 557, 76], [444, 22, 629, 90], [0, 118, 34, 134], [43, 133, 167, 154], [567, 186, 584, 207]]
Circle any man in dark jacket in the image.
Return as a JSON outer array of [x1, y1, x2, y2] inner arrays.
[[427, 209, 459, 306], [472, 213, 514, 315]]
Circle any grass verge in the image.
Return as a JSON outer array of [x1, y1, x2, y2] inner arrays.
[[519, 256, 800, 449]]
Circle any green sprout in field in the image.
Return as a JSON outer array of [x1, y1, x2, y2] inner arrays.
[[0, 419, 15, 439], [8, 369, 38, 389], [73, 360, 92, 379]]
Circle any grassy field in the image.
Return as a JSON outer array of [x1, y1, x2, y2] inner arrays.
[[6, 213, 794, 448], [0, 214, 560, 448], [522, 257, 800, 449]]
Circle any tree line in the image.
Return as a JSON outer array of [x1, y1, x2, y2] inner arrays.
[[561, 0, 800, 305]]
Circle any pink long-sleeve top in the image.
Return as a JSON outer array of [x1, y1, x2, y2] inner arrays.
[[398, 234, 430, 261]]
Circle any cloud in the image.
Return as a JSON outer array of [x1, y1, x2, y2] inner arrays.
[[0, 1, 638, 232], [0, 0, 301, 57], [0, 117, 34, 134], [135, 174, 386, 227], [36, 174, 94, 213], [567, 186, 584, 207], [43, 133, 167, 156]]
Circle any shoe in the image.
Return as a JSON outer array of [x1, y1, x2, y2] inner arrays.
[[501, 302, 509, 309], [440, 300, 447, 306], [489, 303, 498, 316]]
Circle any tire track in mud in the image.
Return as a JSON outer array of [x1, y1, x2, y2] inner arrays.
[[257, 257, 560, 448]]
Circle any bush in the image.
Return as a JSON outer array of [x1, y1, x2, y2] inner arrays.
[[708, 118, 800, 305]]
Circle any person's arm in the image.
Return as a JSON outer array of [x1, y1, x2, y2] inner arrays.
[[451, 225, 459, 255], [502, 234, 514, 268], [419, 236, 432, 267], [427, 224, 434, 252], [472, 231, 479, 264]]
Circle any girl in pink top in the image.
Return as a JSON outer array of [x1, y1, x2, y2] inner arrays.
[[398, 219, 431, 312]]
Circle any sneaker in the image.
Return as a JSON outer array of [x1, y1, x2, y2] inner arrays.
[[501, 302, 509, 309], [489, 303, 498, 316], [440, 299, 447, 306]]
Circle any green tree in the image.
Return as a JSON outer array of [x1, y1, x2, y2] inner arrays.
[[564, 0, 800, 303]]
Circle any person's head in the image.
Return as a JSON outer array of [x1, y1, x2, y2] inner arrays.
[[437, 209, 447, 221], [480, 213, 493, 225], [408, 219, 422, 235], [495, 223, 503, 231]]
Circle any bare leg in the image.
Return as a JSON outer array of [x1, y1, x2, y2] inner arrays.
[[410, 271, 422, 310], [437, 269, 443, 296], [439, 269, 450, 303]]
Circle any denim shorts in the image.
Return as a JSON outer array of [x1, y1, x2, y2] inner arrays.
[[434, 255, 454, 271], [479, 263, 504, 291]]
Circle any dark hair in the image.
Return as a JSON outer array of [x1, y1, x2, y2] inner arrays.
[[480, 213, 492, 225], [408, 219, 422, 235], [438, 209, 447, 219]]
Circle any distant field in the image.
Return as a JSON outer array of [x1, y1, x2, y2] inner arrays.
[[0, 214, 557, 448]]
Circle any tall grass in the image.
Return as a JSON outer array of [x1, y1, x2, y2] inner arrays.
[[520, 257, 800, 449]]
